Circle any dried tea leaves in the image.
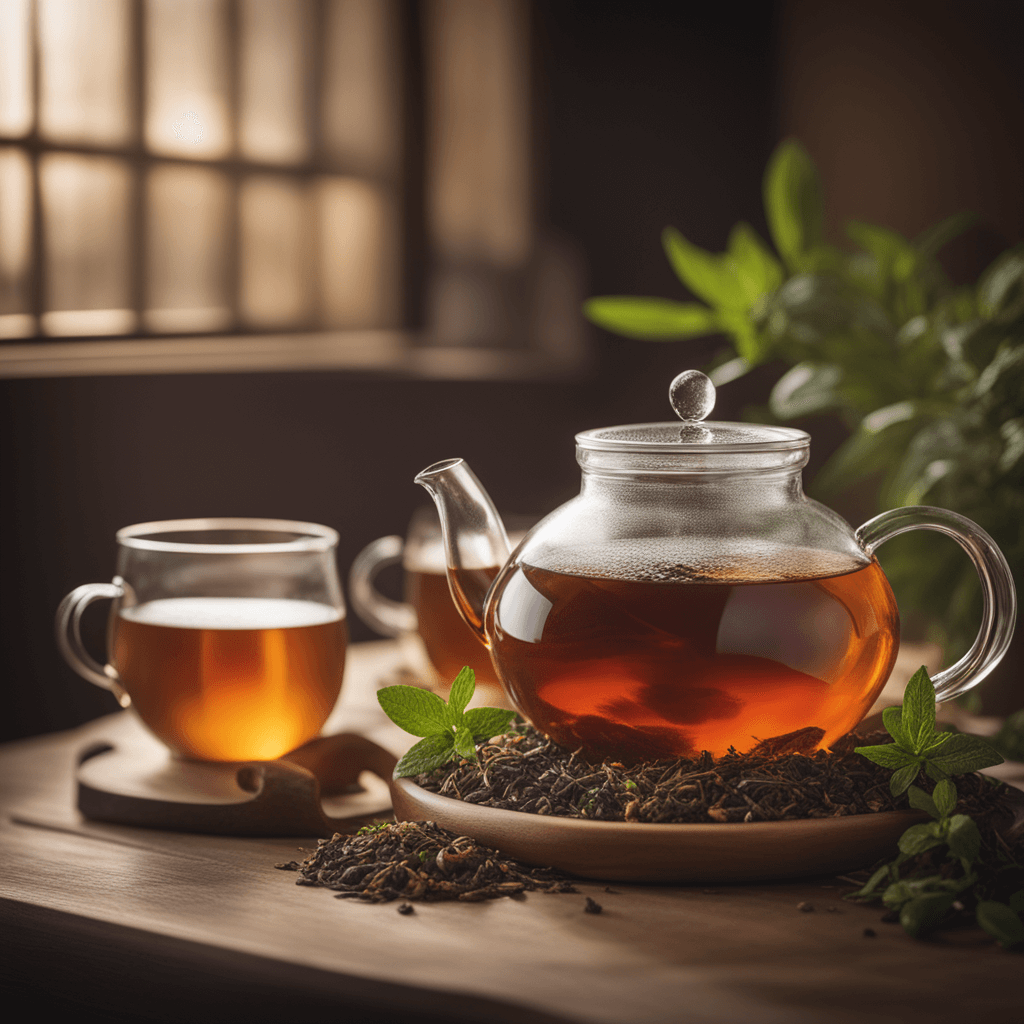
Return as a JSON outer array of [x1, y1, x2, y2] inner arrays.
[[289, 820, 578, 903], [412, 725, 1006, 825]]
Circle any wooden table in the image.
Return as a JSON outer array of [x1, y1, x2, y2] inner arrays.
[[2, 641, 1021, 1024]]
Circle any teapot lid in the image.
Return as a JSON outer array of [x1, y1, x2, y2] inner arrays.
[[576, 370, 808, 466]]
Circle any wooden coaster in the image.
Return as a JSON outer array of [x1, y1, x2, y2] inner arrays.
[[77, 731, 398, 837]]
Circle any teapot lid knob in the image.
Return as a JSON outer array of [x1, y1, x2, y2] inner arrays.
[[669, 370, 715, 423]]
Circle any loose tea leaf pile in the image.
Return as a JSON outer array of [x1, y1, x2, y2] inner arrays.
[[281, 820, 578, 903], [413, 724, 1009, 825]]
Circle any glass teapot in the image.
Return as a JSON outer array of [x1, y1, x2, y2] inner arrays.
[[415, 371, 1016, 761]]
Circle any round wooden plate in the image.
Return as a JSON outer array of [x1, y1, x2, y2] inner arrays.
[[391, 777, 927, 884]]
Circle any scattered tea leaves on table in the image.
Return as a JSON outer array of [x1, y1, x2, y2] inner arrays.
[[291, 820, 578, 903]]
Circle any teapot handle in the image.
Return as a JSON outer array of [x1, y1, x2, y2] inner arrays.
[[856, 506, 1017, 703]]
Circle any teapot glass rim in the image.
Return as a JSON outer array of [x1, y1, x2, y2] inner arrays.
[[575, 421, 810, 455], [115, 517, 339, 554]]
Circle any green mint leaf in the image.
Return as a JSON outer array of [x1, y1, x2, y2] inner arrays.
[[377, 685, 449, 737], [932, 778, 958, 818], [925, 733, 1005, 777], [1010, 890, 1024, 915], [900, 893, 955, 938], [854, 744, 919, 770], [976, 901, 1024, 949], [923, 760, 950, 783], [901, 666, 938, 754], [917, 730, 953, 756], [453, 723, 477, 762], [890, 762, 922, 797], [464, 706, 517, 740], [906, 785, 939, 819], [882, 706, 908, 747], [898, 822, 945, 856], [850, 864, 891, 900], [946, 814, 982, 863], [447, 666, 476, 720], [394, 732, 456, 777]]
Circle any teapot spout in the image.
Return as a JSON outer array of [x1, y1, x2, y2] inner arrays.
[[414, 459, 511, 644]]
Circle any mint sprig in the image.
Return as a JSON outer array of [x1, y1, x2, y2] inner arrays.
[[854, 666, 1003, 796], [377, 667, 517, 778], [850, 666, 1023, 948]]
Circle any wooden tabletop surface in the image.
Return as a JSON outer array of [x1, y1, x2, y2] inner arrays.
[[2, 641, 1021, 1024]]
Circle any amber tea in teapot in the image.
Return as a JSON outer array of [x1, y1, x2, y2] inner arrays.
[[489, 551, 898, 760]]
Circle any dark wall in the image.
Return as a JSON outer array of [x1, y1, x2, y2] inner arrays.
[[5, 1, 1020, 742], [0, 3, 779, 742]]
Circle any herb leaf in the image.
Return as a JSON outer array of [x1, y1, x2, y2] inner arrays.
[[924, 732, 1004, 777], [900, 666, 937, 753], [394, 732, 456, 777], [464, 706, 517, 740], [377, 685, 449, 737], [889, 763, 922, 797], [447, 666, 476, 719], [378, 667, 518, 778], [906, 785, 939, 819], [976, 901, 1024, 949], [853, 743, 918, 770]]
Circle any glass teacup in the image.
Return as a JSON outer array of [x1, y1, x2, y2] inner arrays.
[[56, 518, 347, 762]]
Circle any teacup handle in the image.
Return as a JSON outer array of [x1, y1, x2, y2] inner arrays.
[[856, 506, 1017, 702], [55, 579, 130, 706], [348, 536, 418, 637]]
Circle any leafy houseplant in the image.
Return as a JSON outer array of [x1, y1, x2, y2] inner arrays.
[[584, 141, 1024, 672]]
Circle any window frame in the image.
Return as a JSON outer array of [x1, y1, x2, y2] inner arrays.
[[0, 0, 585, 381]]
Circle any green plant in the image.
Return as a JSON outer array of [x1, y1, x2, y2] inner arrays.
[[850, 667, 1022, 946], [584, 141, 1024, 660], [377, 667, 516, 777]]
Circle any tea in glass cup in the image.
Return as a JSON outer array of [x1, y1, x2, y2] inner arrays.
[[56, 519, 347, 762]]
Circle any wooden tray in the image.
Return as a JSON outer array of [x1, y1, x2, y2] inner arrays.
[[77, 732, 398, 837], [392, 777, 928, 884]]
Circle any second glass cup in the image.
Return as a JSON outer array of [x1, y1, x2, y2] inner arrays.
[[349, 508, 528, 701]]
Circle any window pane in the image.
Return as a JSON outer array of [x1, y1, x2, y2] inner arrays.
[[240, 176, 313, 327], [0, 148, 33, 337], [425, 0, 530, 266], [0, 0, 32, 136], [317, 177, 397, 328], [239, 0, 312, 164], [38, 0, 131, 145], [40, 154, 134, 335], [146, 165, 232, 333], [146, 0, 231, 159], [321, 0, 401, 175]]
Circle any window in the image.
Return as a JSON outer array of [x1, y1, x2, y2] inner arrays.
[[0, 0, 584, 378]]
